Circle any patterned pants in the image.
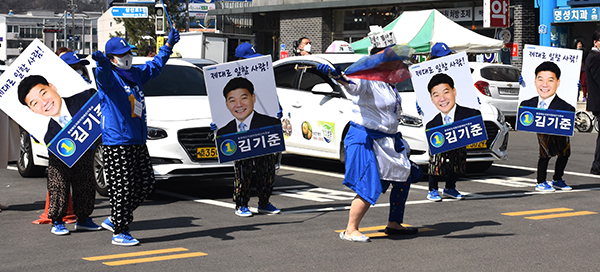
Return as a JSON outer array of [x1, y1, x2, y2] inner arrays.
[[233, 154, 277, 209], [47, 149, 96, 223], [388, 181, 411, 224], [103, 144, 155, 234], [536, 134, 570, 183]]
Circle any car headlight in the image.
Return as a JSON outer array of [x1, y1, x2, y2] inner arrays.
[[147, 127, 168, 140], [496, 107, 505, 124], [399, 114, 423, 127]]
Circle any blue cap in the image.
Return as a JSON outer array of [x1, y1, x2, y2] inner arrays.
[[60, 52, 90, 66], [235, 42, 262, 59], [431, 42, 452, 57], [105, 37, 132, 55]]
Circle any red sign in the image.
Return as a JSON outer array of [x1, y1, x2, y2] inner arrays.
[[43, 29, 63, 33], [484, 0, 509, 28], [280, 51, 289, 60], [505, 42, 518, 58]]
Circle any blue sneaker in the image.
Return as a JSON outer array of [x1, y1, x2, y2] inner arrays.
[[258, 203, 281, 214], [443, 188, 465, 200], [552, 180, 572, 191], [427, 190, 442, 202], [75, 218, 102, 231], [51, 221, 70, 235], [101, 217, 114, 232], [535, 181, 555, 192], [112, 231, 139, 246], [235, 206, 253, 217]]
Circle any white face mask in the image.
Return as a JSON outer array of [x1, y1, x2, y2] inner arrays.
[[303, 44, 311, 53], [114, 54, 133, 70]]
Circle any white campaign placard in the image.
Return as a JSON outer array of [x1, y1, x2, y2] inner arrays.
[[0, 39, 92, 145]]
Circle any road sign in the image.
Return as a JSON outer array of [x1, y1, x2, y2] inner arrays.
[[110, 6, 149, 18]]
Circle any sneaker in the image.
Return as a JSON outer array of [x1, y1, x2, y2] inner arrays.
[[75, 218, 102, 231], [258, 203, 281, 214], [426, 190, 442, 202], [535, 181, 556, 192], [112, 231, 139, 246], [591, 167, 600, 175], [235, 206, 253, 217], [51, 221, 70, 235], [101, 217, 114, 232], [443, 188, 465, 200], [552, 180, 572, 191]]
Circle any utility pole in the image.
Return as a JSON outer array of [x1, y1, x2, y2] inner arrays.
[[68, 0, 78, 50], [186, 0, 190, 32]]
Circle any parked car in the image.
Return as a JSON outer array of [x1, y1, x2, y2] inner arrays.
[[273, 54, 509, 172], [470, 62, 521, 125], [17, 57, 235, 195]]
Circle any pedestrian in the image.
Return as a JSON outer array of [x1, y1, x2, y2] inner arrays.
[[424, 42, 468, 202], [60, 52, 92, 84], [17, 75, 100, 236], [585, 30, 600, 175], [317, 45, 417, 242], [295, 37, 311, 56], [575, 40, 588, 102], [55, 47, 72, 57], [211, 42, 282, 217], [521, 61, 574, 191], [91, 27, 179, 246]]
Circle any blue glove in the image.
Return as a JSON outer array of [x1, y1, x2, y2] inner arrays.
[[277, 103, 283, 119], [578, 80, 582, 90], [416, 101, 423, 116], [210, 122, 217, 131], [518, 75, 525, 88], [92, 50, 108, 63], [167, 28, 180, 46], [316, 64, 339, 77]]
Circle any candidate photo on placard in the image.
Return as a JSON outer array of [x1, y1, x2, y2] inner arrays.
[[204, 55, 280, 137], [0, 39, 94, 146], [518, 47, 579, 112], [411, 52, 482, 129], [216, 76, 280, 137], [516, 45, 580, 136]]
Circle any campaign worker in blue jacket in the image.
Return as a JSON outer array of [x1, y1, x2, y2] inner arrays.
[[91, 28, 179, 246]]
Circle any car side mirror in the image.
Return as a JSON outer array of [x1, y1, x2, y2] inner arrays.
[[311, 83, 335, 95]]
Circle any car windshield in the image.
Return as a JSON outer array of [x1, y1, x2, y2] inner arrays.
[[479, 66, 520, 82], [141, 64, 207, 96]]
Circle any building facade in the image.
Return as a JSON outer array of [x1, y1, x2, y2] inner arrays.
[[210, 0, 538, 68], [0, 10, 100, 62]]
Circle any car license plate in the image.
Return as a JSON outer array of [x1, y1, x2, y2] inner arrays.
[[197, 147, 218, 158], [498, 87, 519, 95], [466, 141, 487, 149]]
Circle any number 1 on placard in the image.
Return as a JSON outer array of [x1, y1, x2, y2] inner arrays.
[[225, 142, 232, 152], [434, 135, 441, 145]]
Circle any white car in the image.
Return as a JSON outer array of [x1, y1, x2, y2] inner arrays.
[[470, 62, 521, 124], [274, 54, 509, 172], [17, 57, 235, 195]]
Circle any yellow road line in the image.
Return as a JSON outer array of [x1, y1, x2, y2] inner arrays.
[[502, 208, 573, 216], [525, 211, 597, 220], [83, 247, 189, 261], [103, 252, 208, 266], [335, 224, 413, 233]]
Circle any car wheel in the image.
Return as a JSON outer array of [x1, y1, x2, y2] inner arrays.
[[17, 128, 46, 177], [93, 142, 109, 196], [467, 161, 493, 173]]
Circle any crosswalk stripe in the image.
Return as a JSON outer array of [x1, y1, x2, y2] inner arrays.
[[102, 252, 208, 266], [468, 177, 536, 187], [83, 247, 189, 261], [495, 164, 600, 179], [524, 211, 597, 220], [502, 208, 573, 216]]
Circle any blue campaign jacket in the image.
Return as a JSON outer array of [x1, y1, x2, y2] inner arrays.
[[94, 45, 172, 146]]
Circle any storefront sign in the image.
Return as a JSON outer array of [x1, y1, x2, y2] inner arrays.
[[484, 0, 509, 28], [553, 7, 600, 23]]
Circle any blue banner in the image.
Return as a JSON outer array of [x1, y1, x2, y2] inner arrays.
[[47, 93, 102, 167], [425, 115, 488, 155], [516, 106, 575, 136], [553, 7, 600, 23], [215, 124, 285, 163]]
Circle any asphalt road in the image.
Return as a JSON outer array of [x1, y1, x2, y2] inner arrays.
[[1, 130, 600, 271]]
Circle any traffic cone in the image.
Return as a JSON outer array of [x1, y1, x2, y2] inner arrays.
[[31, 192, 77, 224]]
